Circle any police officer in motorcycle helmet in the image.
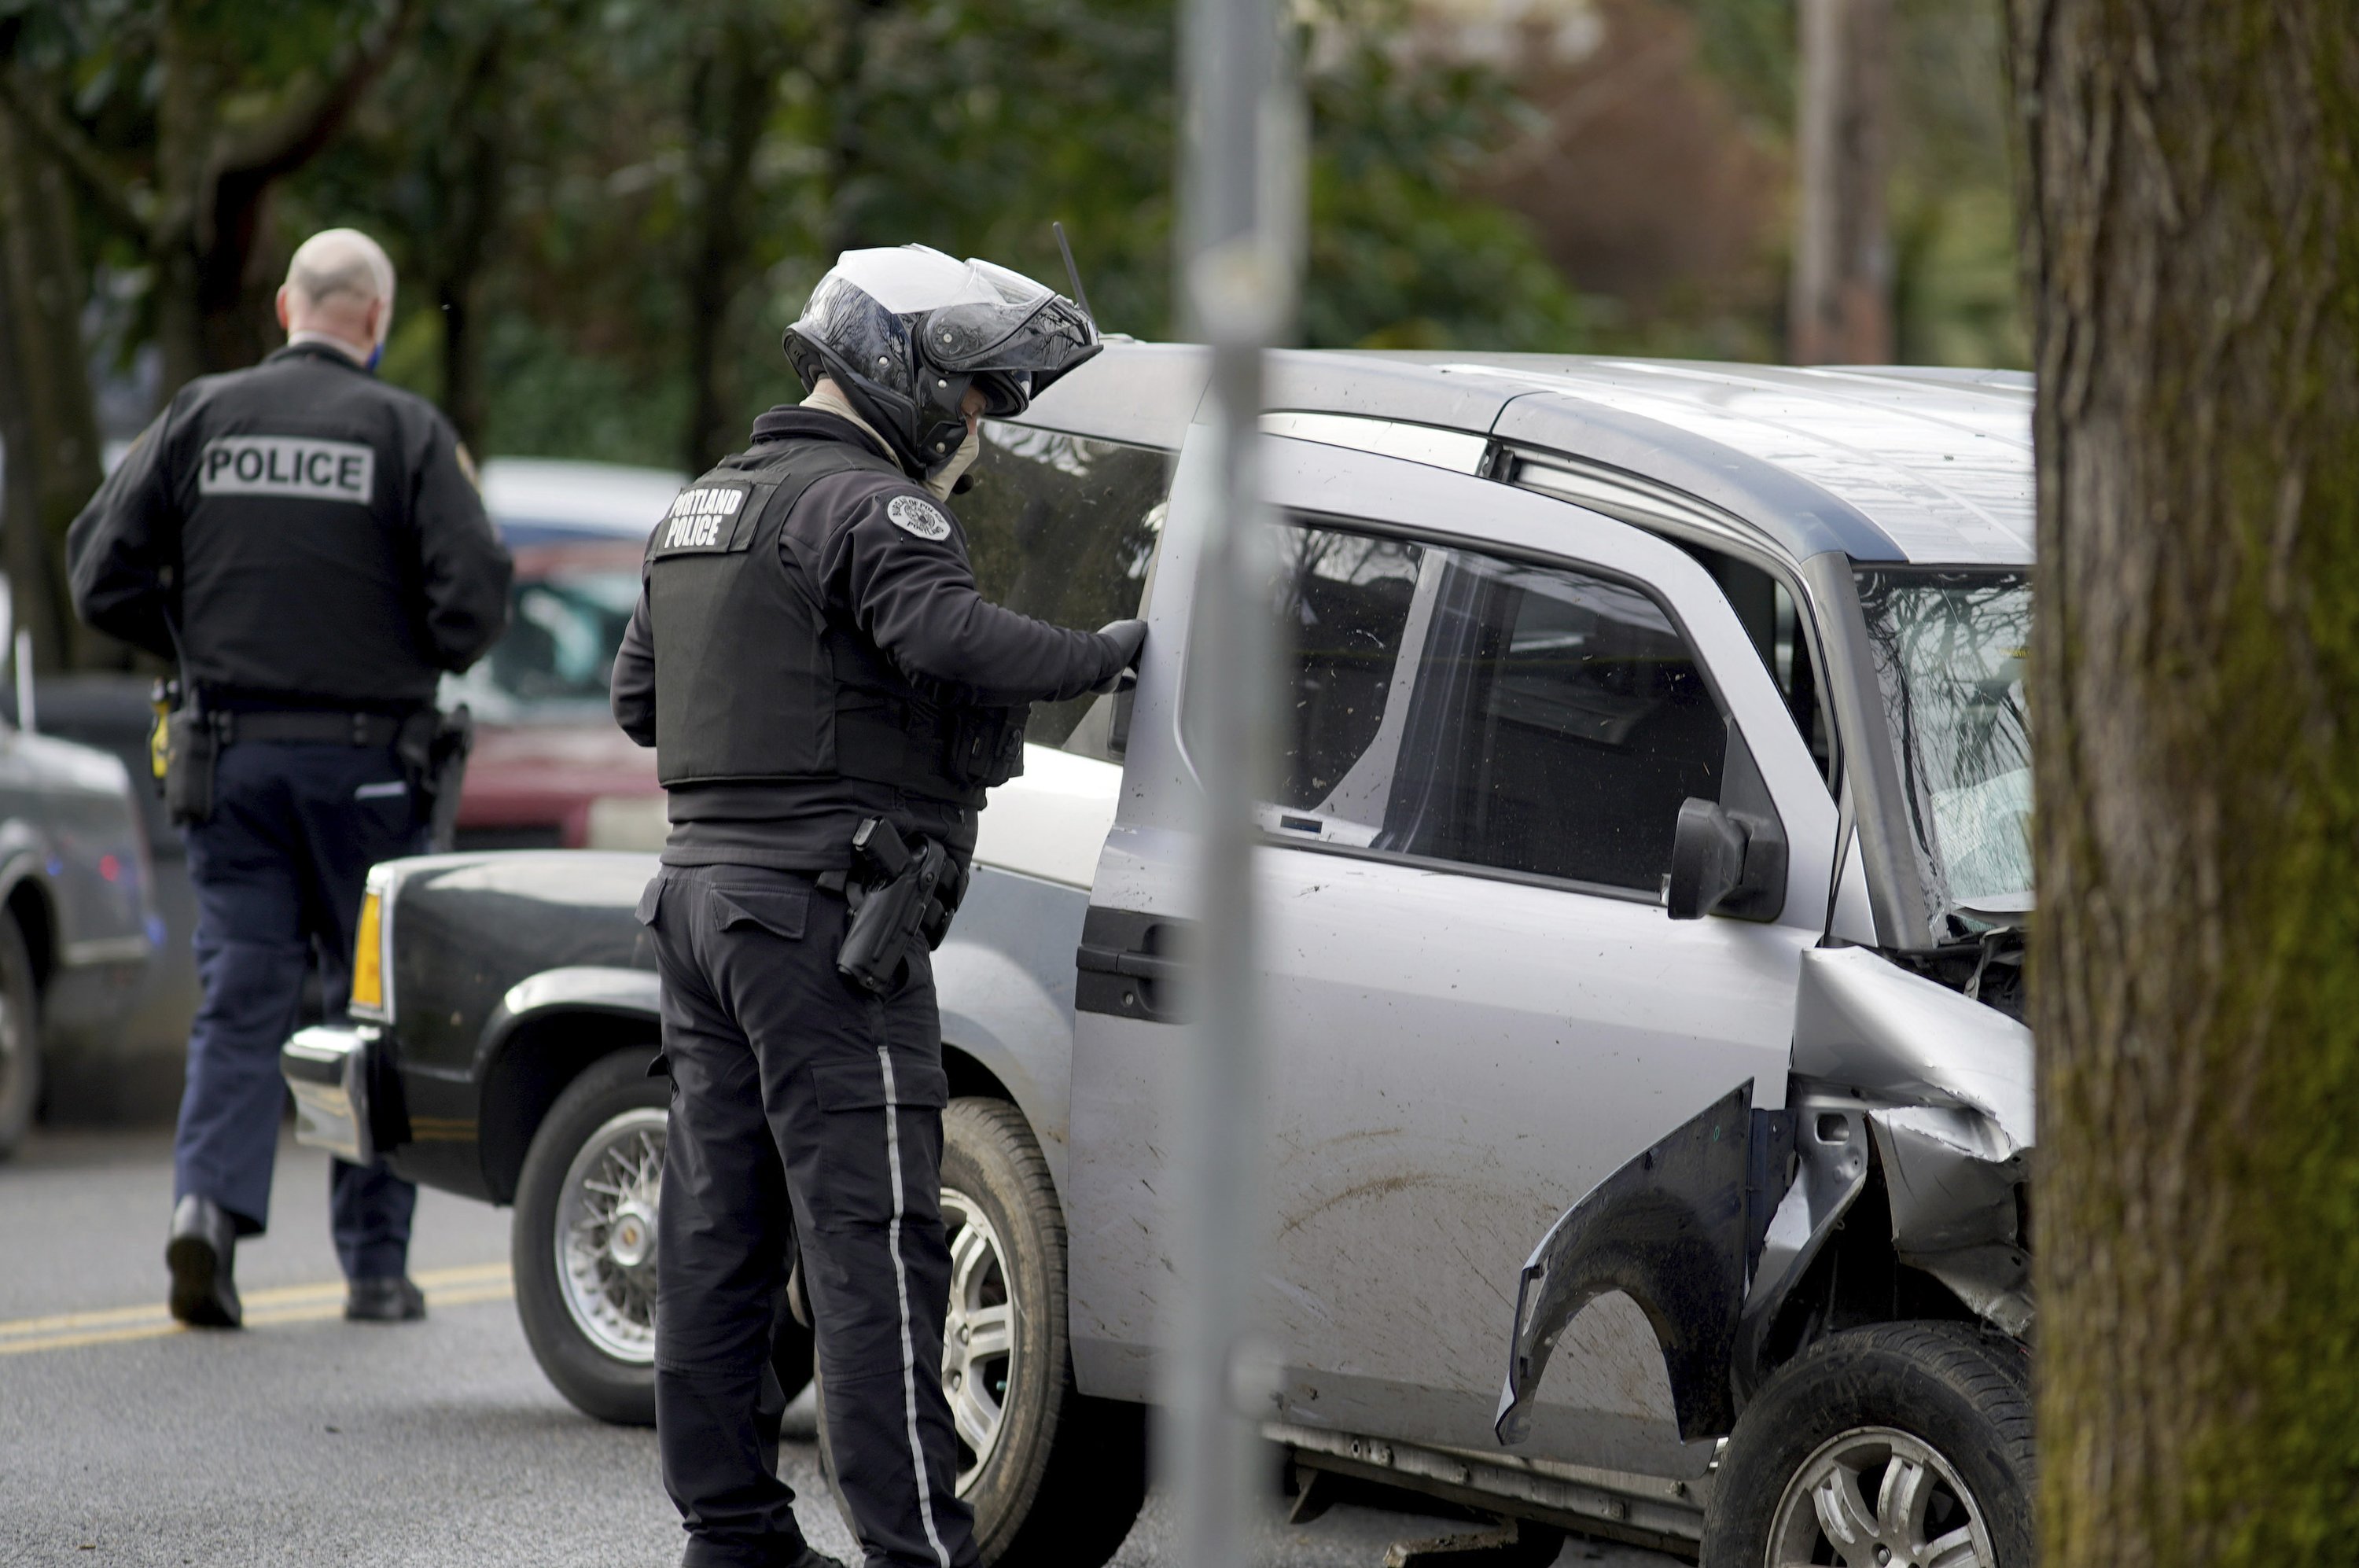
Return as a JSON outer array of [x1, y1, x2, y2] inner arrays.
[[610, 245, 1145, 1568]]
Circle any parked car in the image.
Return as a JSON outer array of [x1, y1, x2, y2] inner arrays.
[[443, 459, 680, 851], [285, 345, 2037, 1568], [0, 703, 160, 1156]]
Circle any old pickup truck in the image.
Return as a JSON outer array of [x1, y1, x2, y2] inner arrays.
[[285, 344, 2037, 1568]]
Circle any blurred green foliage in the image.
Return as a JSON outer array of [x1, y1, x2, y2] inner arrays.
[[293, 0, 1588, 468], [6, 0, 2025, 476]]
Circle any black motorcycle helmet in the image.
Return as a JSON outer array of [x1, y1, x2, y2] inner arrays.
[[783, 245, 1102, 477]]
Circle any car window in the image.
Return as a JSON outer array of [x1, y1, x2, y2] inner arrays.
[[1681, 547, 1834, 788], [441, 560, 642, 723], [964, 422, 1173, 754], [1253, 520, 1726, 896]]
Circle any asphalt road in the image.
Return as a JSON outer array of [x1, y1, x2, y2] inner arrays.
[[0, 1127, 1681, 1568]]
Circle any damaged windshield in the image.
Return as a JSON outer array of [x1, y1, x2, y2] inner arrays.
[[1856, 568, 2032, 940]]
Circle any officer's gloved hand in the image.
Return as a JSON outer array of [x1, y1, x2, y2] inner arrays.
[[1093, 619, 1147, 694]]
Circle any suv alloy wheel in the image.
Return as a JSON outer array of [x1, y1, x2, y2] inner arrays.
[[1701, 1322, 2034, 1568], [819, 1097, 1146, 1566]]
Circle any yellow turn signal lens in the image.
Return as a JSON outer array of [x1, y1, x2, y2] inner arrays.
[[351, 891, 385, 1014]]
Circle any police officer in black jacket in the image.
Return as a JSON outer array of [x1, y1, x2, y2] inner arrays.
[[610, 245, 1144, 1568], [68, 229, 513, 1330]]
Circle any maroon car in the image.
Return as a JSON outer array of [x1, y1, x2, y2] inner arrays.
[[443, 462, 682, 852]]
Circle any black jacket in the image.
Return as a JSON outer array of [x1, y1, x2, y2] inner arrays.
[[67, 343, 513, 709], [611, 406, 1124, 870]]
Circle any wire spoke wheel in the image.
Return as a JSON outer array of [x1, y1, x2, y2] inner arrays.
[[553, 1107, 667, 1364], [1765, 1426, 1994, 1568], [939, 1184, 1018, 1492]]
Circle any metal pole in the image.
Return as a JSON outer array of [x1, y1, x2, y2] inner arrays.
[[1164, 0, 1301, 1554]]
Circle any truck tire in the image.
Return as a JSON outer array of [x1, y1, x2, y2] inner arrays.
[[1701, 1321, 2034, 1568], [512, 1047, 816, 1426], [0, 907, 40, 1161], [816, 1097, 1146, 1566]]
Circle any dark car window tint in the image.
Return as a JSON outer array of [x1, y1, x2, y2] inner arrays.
[[1269, 528, 1426, 808], [1257, 521, 1724, 895], [963, 423, 1173, 753]]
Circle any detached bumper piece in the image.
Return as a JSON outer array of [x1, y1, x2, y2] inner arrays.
[[282, 1025, 381, 1166], [1494, 1083, 1790, 1448]]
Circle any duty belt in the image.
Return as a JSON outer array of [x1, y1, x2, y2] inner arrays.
[[216, 710, 407, 747]]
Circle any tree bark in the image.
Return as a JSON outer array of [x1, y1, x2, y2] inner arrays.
[[432, 26, 513, 456], [680, 10, 785, 474], [2011, 2, 2359, 1562], [1789, 0, 1892, 363], [0, 114, 102, 671], [3, 0, 421, 399]]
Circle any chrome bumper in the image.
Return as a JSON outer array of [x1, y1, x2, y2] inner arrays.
[[282, 1024, 379, 1166]]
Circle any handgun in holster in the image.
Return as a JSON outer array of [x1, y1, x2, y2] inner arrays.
[[396, 704, 476, 853], [150, 678, 220, 826], [835, 817, 970, 997]]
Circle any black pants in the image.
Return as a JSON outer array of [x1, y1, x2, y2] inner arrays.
[[642, 864, 977, 1568], [175, 739, 423, 1275]]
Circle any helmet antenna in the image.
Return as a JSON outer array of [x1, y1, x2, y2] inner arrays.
[[1052, 222, 1095, 325]]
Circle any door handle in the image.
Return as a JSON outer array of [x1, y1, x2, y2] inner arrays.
[[1075, 944, 1184, 985], [1075, 909, 1192, 1022]]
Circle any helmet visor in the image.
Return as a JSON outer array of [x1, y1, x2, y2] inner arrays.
[[790, 271, 917, 398]]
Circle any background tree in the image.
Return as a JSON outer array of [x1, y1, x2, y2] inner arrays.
[[2010, 2, 2359, 1562], [0, 0, 420, 393], [1788, 0, 1890, 363], [0, 105, 102, 668]]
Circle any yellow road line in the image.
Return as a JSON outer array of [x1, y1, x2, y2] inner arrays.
[[0, 1264, 513, 1357], [0, 1320, 190, 1356]]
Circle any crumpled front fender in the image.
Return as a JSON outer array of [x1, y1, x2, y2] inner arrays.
[[1867, 1103, 2032, 1335], [1493, 1083, 1772, 1447], [1797, 946, 2035, 1337]]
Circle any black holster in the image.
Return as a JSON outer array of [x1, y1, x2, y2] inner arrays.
[[835, 818, 970, 997], [396, 705, 475, 853], [158, 686, 219, 827]]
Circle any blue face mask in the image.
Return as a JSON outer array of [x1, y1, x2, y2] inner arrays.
[[366, 341, 384, 373]]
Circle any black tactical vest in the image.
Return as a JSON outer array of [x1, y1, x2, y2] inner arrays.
[[644, 438, 1025, 804]]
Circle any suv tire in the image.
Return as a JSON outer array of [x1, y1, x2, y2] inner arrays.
[[1702, 1321, 2033, 1568], [816, 1097, 1146, 1566], [513, 1047, 816, 1425], [0, 907, 37, 1161]]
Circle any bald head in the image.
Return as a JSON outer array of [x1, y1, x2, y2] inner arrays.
[[276, 229, 396, 362]]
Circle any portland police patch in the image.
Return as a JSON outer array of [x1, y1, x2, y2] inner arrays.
[[886, 495, 952, 541]]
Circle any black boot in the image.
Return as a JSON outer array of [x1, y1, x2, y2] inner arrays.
[[165, 1195, 243, 1328], [344, 1275, 428, 1322]]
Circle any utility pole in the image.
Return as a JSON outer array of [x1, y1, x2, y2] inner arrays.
[[1161, 0, 1301, 1551], [1790, 0, 1893, 363]]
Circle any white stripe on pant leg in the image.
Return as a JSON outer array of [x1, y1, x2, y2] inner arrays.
[[878, 1046, 953, 1568]]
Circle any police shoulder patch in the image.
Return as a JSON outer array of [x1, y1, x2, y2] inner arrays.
[[886, 494, 952, 542]]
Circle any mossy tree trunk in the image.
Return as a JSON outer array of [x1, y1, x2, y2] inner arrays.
[[2008, 2, 2359, 1562]]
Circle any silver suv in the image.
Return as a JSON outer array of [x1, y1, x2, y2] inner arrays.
[[966, 348, 2034, 1567]]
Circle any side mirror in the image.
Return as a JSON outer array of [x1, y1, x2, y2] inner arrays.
[[1668, 800, 1750, 920], [1667, 719, 1790, 922]]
